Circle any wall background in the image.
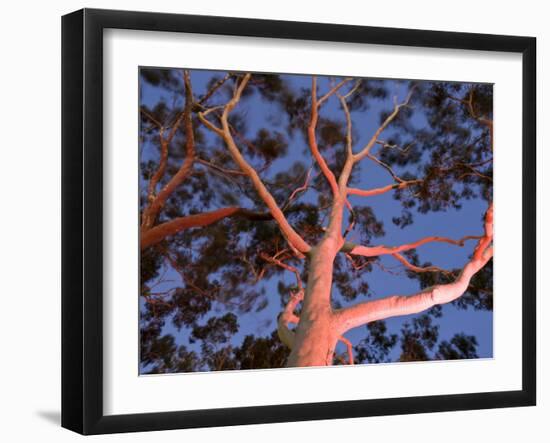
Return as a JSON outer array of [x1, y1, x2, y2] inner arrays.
[[0, 1, 546, 441]]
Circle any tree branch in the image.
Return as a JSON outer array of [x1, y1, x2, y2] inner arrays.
[[260, 252, 304, 292], [197, 73, 231, 105], [341, 234, 482, 257], [391, 252, 452, 275], [336, 204, 493, 333], [336, 87, 354, 159], [145, 127, 169, 204], [258, 251, 307, 350], [308, 76, 340, 197], [198, 74, 311, 256], [141, 206, 281, 249], [353, 87, 416, 163], [196, 157, 247, 176], [366, 152, 409, 183], [317, 81, 360, 241], [317, 77, 353, 107], [141, 70, 195, 230], [277, 289, 304, 349], [282, 167, 313, 211], [140, 108, 163, 129], [448, 89, 493, 151], [338, 335, 354, 365], [347, 179, 422, 198], [375, 139, 415, 155]]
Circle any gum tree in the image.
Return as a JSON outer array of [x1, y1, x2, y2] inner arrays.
[[139, 69, 493, 371]]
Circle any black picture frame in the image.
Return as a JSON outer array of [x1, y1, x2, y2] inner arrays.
[[62, 8, 536, 435]]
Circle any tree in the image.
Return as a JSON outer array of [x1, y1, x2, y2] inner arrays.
[[139, 68, 493, 372]]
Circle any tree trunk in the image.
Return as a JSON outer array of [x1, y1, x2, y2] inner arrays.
[[286, 238, 340, 367], [286, 313, 338, 367]]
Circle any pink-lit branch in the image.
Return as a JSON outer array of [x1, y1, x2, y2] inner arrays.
[[277, 289, 304, 349], [317, 77, 353, 107], [391, 252, 451, 275], [347, 180, 422, 198], [141, 207, 279, 250], [259, 250, 306, 350], [354, 87, 416, 163], [335, 204, 493, 334], [336, 85, 354, 158], [338, 335, 354, 365], [282, 167, 313, 211], [308, 76, 340, 197], [260, 252, 304, 293], [342, 234, 482, 257], [141, 71, 196, 231], [198, 74, 311, 256]]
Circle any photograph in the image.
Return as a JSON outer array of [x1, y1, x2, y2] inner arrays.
[[0, 0, 543, 440], [138, 68, 494, 374]]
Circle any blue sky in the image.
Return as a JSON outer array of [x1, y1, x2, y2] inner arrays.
[[139, 68, 492, 372]]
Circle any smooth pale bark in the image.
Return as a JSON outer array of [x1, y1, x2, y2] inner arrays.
[[335, 246, 493, 334], [276, 290, 302, 349], [336, 204, 493, 334], [286, 237, 341, 367], [285, 225, 492, 366]]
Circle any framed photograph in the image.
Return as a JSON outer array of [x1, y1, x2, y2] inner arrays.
[[61, 8, 536, 435]]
